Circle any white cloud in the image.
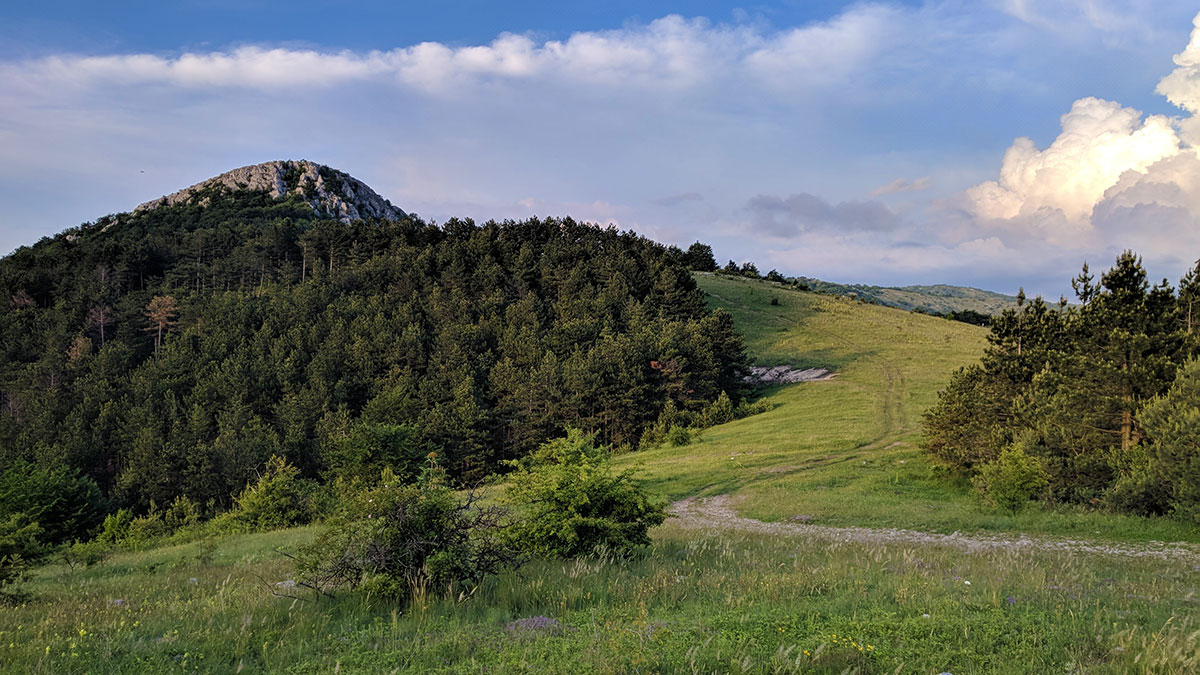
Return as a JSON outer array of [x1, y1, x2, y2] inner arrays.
[[965, 97, 1180, 235]]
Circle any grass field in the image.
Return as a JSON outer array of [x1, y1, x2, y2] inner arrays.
[[623, 273, 1200, 544], [3, 272, 1198, 673], [3, 521, 1197, 673]]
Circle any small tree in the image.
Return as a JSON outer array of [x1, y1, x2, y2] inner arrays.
[[144, 295, 178, 351], [683, 242, 718, 272], [225, 456, 316, 532], [505, 430, 666, 558], [1142, 358, 1200, 522]]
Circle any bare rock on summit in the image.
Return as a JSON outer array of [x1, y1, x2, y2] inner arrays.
[[135, 160, 406, 223]]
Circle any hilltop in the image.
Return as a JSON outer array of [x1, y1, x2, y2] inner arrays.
[[135, 160, 405, 223]]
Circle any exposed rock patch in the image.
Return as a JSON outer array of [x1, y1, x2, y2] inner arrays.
[[744, 365, 834, 384], [135, 160, 405, 224]]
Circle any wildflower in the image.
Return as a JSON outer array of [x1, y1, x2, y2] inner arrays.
[[964, 580, 971, 585]]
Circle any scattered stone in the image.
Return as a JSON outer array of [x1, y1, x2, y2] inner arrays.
[[505, 616, 568, 635], [275, 580, 296, 589]]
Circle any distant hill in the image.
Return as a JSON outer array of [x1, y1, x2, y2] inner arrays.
[[791, 277, 1018, 315]]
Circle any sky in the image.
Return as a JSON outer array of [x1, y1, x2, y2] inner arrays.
[[4, 1, 1200, 298]]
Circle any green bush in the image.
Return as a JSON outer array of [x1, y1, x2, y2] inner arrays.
[[219, 456, 316, 533], [505, 430, 667, 558], [296, 458, 521, 600], [972, 438, 1051, 512], [95, 509, 133, 545], [0, 513, 41, 598], [698, 391, 734, 428], [0, 462, 107, 547], [665, 425, 691, 447], [164, 495, 203, 531]]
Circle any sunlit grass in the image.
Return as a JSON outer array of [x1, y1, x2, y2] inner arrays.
[[620, 273, 1200, 544]]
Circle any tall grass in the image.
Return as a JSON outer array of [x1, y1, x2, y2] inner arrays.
[[2, 523, 1196, 673]]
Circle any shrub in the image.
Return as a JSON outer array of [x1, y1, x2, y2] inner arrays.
[[227, 456, 317, 532], [665, 425, 691, 447], [60, 539, 108, 569], [698, 391, 734, 428], [0, 462, 107, 547], [95, 509, 133, 545], [164, 495, 203, 531], [505, 430, 667, 558], [0, 514, 41, 599], [296, 458, 521, 600], [972, 438, 1050, 512]]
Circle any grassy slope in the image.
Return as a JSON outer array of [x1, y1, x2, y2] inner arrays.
[[625, 273, 1199, 543]]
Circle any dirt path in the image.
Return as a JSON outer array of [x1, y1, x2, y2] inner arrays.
[[670, 495, 1200, 564]]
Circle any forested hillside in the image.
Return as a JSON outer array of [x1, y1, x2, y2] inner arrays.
[[0, 183, 747, 518]]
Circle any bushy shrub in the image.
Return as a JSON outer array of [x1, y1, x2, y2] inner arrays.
[[0, 514, 41, 598], [972, 438, 1051, 512], [665, 425, 691, 447], [225, 456, 317, 532], [95, 509, 133, 545], [59, 539, 108, 569], [505, 430, 667, 558], [698, 391, 734, 428], [0, 462, 107, 547], [296, 457, 521, 600], [164, 495, 203, 531]]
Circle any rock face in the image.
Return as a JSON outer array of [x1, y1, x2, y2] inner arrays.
[[135, 160, 406, 223], [743, 365, 834, 384]]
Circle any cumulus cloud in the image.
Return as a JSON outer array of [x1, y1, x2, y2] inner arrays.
[[872, 177, 931, 196], [746, 193, 897, 238], [963, 97, 1180, 241]]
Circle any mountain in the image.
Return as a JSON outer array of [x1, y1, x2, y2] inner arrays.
[[0, 164, 747, 511], [135, 160, 405, 223], [792, 277, 1018, 315]]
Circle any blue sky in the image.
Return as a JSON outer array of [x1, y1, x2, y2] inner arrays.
[[4, 1, 1200, 297]]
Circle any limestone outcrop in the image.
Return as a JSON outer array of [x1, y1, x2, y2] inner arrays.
[[135, 160, 405, 223]]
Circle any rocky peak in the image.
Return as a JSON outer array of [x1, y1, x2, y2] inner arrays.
[[134, 160, 406, 223]]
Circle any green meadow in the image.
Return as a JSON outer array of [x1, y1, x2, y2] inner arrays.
[[2, 272, 1198, 673]]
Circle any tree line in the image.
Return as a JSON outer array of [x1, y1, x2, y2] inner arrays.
[[923, 251, 1200, 520]]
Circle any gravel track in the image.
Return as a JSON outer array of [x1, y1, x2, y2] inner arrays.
[[670, 495, 1200, 564]]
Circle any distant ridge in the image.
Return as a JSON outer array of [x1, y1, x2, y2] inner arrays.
[[135, 160, 405, 224], [794, 277, 1018, 315]]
